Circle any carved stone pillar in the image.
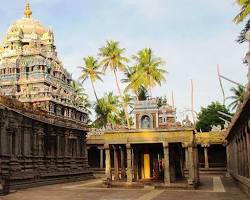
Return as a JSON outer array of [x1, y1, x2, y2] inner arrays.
[[163, 142, 170, 185], [119, 146, 126, 179], [188, 144, 195, 185], [64, 131, 69, 157], [105, 144, 111, 180], [133, 148, 139, 181], [202, 144, 210, 169], [239, 137, 243, 176], [23, 125, 31, 156], [236, 139, 239, 175], [242, 133, 248, 177], [246, 126, 250, 177], [37, 125, 45, 157], [113, 145, 119, 180], [126, 144, 132, 183], [99, 148, 104, 169]]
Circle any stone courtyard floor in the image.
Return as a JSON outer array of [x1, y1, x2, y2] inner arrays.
[[0, 175, 249, 200]]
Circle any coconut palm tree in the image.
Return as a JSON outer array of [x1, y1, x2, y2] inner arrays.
[[132, 48, 167, 97], [122, 66, 144, 100], [94, 92, 120, 128], [99, 40, 131, 128], [137, 86, 149, 101], [121, 93, 134, 127], [71, 80, 90, 110], [234, 0, 250, 24], [99, 40, 129, 95], [227, 84, 245, 110], [79, 56, 103, 102]]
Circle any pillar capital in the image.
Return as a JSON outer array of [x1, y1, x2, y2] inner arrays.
[[119, 145, 124, 151], [97, 146, 104, 150], [187, 142, 196, 148], [182, 142, 189, 148], [104, 144, 110, 149], [222, 141, 228, 147], [201, 143, 210, 148], [112, 145, 119, 150], [163, 142, 169, 148], [126, 144, 131, 149]]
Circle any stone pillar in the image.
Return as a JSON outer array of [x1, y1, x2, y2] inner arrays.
[[56, 134, 60, 157], [126, 144, 132, 183], [188, 144, 195, 185], [120, 146, 126, 179], [237, 139, 240, 175], [64, 131, 69, 157], [113, 145, 119, 180], [37, 127, 44, 157], [24, 126, 31, 156], [203, 144, 209, 169], [239, 138, 243, 176], [99, 148, 104, 169], [105, 144, 111, 180], [193, 144, 199, 184], [133, 149, 139, 181], [246, 127, 250, 177], [185, 146, 189, 169], [242, 134, 248, 177], [163, 142, 170, 185]]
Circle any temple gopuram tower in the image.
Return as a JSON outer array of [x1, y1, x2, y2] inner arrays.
[[0, 3, 87, 122], [0, 3, 92, 193]]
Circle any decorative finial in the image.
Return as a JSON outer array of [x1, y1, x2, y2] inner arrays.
[[24, 1, 32, 18]]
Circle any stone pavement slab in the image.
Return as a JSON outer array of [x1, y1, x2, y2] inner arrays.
[[0, 176, 248, 200]]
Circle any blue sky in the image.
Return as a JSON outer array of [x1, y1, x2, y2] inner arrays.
[[0, 0, 248, 120]]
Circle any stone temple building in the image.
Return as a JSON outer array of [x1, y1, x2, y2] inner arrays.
[[226, 83, 250, 196], [87, 98, 228, 188], [0, 3, 91, 193], [88, 99, 200, 188]]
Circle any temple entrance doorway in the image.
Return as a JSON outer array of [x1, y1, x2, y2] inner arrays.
[[132, 143, 164, 182], [169, 143, 185, 181], [88, 146, 100, 168]]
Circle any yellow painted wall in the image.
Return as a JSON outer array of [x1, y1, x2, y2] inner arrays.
[[143, 154, 150, 179]]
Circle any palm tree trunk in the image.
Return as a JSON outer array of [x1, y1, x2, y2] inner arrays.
[[148, 74, 153, 97], [90, 78, 99, 102], [114, 69, 122, 96], [114, 70, 131, 129], [124, 104, 130, 129], [149, 86, 153, 98]]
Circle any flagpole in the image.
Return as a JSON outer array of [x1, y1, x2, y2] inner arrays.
[[217, 64, 226, 105]]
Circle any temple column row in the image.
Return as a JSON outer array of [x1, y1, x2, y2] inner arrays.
[[246, 126, 250, 177], [201, 144, 210, 169], [235, 127, 250, 178], [104, 144, 134, 183], [163, 143, 170, 184]]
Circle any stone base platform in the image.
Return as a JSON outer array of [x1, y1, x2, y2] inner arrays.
[[1, 171, 94, 193], [103, 179, 198, 190]]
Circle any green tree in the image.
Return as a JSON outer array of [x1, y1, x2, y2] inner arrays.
[[132, 48, 167, 97], [227, 84, 245, 110], [94, 92, 120, 128], [157, 96, 167, 108], [79, 56, 103, 101], [234, 0, 250, 24], [121, 93, 134, 125], [99, 40, 131, 128], [71, 80, 91, 114], [196, 102, 231, 132], [137, 86, 149, 101], [236, 18, 250, 43]]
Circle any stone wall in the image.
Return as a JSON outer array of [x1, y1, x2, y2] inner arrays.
[[0, 98, 92, 192], [226, 85, 250, 197]]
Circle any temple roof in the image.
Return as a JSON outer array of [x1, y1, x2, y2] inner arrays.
[[6, 3, 49, 37]]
